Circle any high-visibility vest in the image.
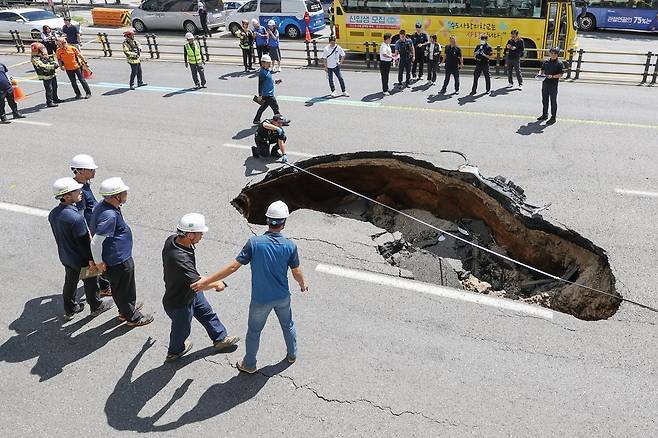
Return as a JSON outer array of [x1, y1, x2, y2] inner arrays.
[[185, 42, 202, 65]]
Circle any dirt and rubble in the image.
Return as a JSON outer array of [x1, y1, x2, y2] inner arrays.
[[232, 151, 621, 320]]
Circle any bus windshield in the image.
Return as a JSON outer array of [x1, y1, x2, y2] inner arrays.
[[341, 0, 547, 18]]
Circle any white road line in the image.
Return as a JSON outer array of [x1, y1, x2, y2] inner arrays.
[[614, 188, 658, 198], [223, 143, 315, 158], [315, 263, 555, 320], [13, 120, 53, 127], [0, 202, 49, 218]]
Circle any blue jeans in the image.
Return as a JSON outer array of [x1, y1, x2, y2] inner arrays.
[[244, 295, 296, 369], [327, 66, 346, 92], [164, 292, 227, 355]]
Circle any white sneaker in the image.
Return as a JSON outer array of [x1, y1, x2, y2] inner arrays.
[[383, 91, 390, 96], [507, 83, 514, 88], [518, 84, 523, 90], [331, 90, 339, 97], [342, 91, 350, 97]]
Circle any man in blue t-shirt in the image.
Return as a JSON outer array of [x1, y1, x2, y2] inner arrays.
[[253, 19, 268, 63], [48, 177, 113, 321], [192, 201, 308, 374], [91, 177, 154, 327], [253, 54, 286, 125]]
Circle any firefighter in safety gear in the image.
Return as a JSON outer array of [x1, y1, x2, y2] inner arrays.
[[238, 19, 255, 72], [253, 114, 288, 161], [31, 42, 61, 107], [184, 33, 206, 88], [122, 30, 146, 90]]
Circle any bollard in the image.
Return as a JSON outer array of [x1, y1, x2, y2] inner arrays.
[[103, 32, 112, 56], [640, 51, 652, 84], [151, 34, 160, 59], [651, 53, 658, 85], [305, 40, 311, 66], [13, 31, 25, 53], [495, 45, 501, 75], [312, 39, 319, 66], [365, 42, 371, 69], [10, 30, 20, 53], [574, 48, 584, 80], [201, 35, 209, 61], [97, 32, 106, 56], [145, 34, 154, 58], [565, 48, 574, 79]]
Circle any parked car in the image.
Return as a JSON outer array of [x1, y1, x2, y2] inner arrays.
[[224, 0, 247, 14], [227, 0, 325, 39], [0, 8, 76, 40], [131, 0, 227, 33]]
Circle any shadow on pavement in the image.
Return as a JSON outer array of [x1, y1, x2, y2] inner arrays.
[[218, 71, 257, 81], [427, 93, 453, 103], [18, 103, 47, 114], [361, 92, 384, 102], [304, 95, 331, 106], [106, 338, 284, 432], [163, 87, 198, 98], [0, 293, 130, 382], [490, 86, 519, 97], [457, 93, 484, 106], [244, 156, 270, 176], [233, 126, 257, 140], [102, 88, 131, 96], [516, 120, 547, 135], [411, 81, 432, 92]]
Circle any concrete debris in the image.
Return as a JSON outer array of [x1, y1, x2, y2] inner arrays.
[[461, 275, 493, 294]]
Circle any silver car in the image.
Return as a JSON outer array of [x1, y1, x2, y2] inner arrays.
[[131, 0, 227, 33]]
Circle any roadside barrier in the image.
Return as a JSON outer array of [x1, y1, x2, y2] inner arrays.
[[90, 8, 131, 27]]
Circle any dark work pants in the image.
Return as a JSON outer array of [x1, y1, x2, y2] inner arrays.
[[63, 265, 102, 314], [199, 11, 210, 36], [380, 60, 391, 92], [256, 45, 268, 63], [327, 66, 346, 92], [43, 77, 59, 104], [542, 81, 558, 117], [255, 96, 280, 121], [256, 133, 286, 157], [412, 52, 424, 77], [189, 63, 206, 86], [507, 57, 523, 85], [165, 292, 227, 355], [99, 274, 111, 292], [427, 59, 438, 82], [106, 257, 143, 323], [242, 48, 253, 70], [398, 60, 411, 86], [129, 63, 143, 87], [441, 67, 460, 92], [471, 63, 491, 93], [0, 88, 18, 117], [66, 68, 91, 97]]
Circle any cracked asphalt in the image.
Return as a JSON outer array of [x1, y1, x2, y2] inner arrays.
[[1, 53, 657, 437]]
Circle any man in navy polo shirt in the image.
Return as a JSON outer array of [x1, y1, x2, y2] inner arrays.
[[48, 177, 113, 321], [62, 17, 80, 47], [91, 177, 154, 327], [192, 200, 308, 373]]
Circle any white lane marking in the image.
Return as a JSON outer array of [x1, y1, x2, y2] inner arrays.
[[614, 188, 658, 198], [315, 263, 555, 320], [13, 120, 53, 127], [223, 143, 315, 158], [0, 202, 49, 218]]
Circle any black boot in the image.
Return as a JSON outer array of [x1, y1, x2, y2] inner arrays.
[[0, 115, 9, 124], [537, 114, 548, 121], [12, 112, 25, 119]]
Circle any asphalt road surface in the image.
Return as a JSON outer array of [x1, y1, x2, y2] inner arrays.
[[1, 55, 657, 437]]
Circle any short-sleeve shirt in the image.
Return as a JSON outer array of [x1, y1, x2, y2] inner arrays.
[[76, 182, 97, 227], [444, 45, 462, 69], [541, 59, 564, 84], [505, 38, 524, 59], [322, 44, 345, 69], [258, 67, 275, 96], [474, 43, 493, 64], [162, 235, 200, 309], [236, 231, 300, 303], [255, 27, 268, 46], [267, 29, 280, 48], [62, 24, 80, 44], [395, 38, 414, 61], [91, 200, 133, 266], [410, 32, 428, 53], [0, 63, 12, 93], [48, 203, 89, 268], [56, 46, 81, 71]]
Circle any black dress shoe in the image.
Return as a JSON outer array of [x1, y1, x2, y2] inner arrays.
[[537, 114, 548, 121], [47, 103, 59, 108], [12, 112, 26, 119], [546, 117, 556, 125]]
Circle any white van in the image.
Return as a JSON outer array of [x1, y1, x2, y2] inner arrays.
[[131, 0, 227, 33], [227, 0, 325, 39]]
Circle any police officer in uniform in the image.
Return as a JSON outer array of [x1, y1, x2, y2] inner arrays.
[[91, 177, 154, 327], [411, 23, 428, 80], [394, 30, 414, 88], [537, 47, 564, 125], [162, 213, 240, 362], [253, 114, 288, 161], [440, 35, 463, 94], [470, 34, 493, 95], [48, 177, 113, 321]]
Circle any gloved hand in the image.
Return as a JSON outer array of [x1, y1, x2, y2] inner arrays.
[[280, 154, 288, 163], [276, 127, 284, 136]]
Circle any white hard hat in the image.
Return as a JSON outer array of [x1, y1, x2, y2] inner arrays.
[[266, 200, 289, 220], [53, 177, 83, 197], [70, 154, 98, 170], [177, 213, 209, 233], [185, 32, 194, 40], [99, 177, 129, 196], [261, 54, 272, 63], [267, 19, 276, 26]]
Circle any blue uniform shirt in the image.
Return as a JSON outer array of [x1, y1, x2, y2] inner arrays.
[[255, 27, 267, 46], [267, 29, 280, 48], [258, 68, 275, 96], [76, 182, 97, 226], [0, 63, 12, 93], [48, 203, 89, 268], [236, 232, 300, 303], [92, 200, 133, 266]]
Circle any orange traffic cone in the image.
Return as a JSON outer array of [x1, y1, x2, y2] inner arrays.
[[12, 84, 26, 101], [305, 25, 311, 43]]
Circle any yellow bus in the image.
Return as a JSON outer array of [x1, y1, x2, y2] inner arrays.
[[332, 0, 577, 58]]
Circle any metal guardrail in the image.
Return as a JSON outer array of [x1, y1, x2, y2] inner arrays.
[[5, 30, 658, 85]]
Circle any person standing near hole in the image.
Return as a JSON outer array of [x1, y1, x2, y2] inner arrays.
[[537, 47, 564, 125], [379, 33, 395, 95], [238, 19, 255, 72], [322, 36, 349, 97], [31, 42, 60, 108], [0, 63, 25, 124], [252, 114, 288, 161], [197, 0, 211, 37], [266, 20, 281, 72], [440, 35, 463, 94], [55, 38, 92, 99], [425, 34, 441, 85], [411, 22, 428, 81], [470, 34, 492, 95], [505, 30, 524, 89], [253, 19, 268, 64], [394, 29, 414, 89], [184, 32, 207, 89], [122, 29, 146, 90], [253, 54, 286, 125]]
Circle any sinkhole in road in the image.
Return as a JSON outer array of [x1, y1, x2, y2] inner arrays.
[[232, 151, 620, 321]]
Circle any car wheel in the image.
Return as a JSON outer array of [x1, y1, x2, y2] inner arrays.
[[578, 14, 596, 31], [133, 19, 147, 33], [31, 29, 41, 40], [184, 20, 198, 33], [285, 24, 300, 39], [229, 22, 242, 37]]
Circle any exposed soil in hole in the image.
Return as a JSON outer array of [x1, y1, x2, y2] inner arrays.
[[232, 151, 620, 320]]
